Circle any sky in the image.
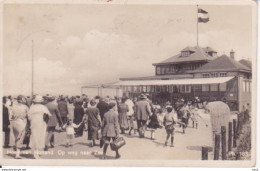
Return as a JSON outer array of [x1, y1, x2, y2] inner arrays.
[[3, 3, 254, 96]]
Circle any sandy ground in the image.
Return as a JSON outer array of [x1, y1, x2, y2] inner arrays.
[[3, 111, 236, 160]]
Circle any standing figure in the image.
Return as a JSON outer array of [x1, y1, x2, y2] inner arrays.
[[85, 99, 101, 147], [118, 97, 129, 134], [190, 107, 208, 129], [125, 97, 135, 135], [45, 96, 62, 151], [134, 94, 152, 138], [63, 119, 82, 147], [163, 105, 178, 147], [28, 95, 51, 159], [101, 103, 121, 159], [97, 97, 109, 122], [3, 97, 10, 148], [147, 107, 162, 140], [10, 95, 29, 158], [58, 95, 69, 126], [73, 99, 85, 137]]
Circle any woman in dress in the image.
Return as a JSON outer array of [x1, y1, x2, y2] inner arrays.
[[85, 99, 101, 147], [73, 98, 85, 137], [118, 97, 129, 134], [10, 95, 29, 158], [28, 95, 51, 159], [147, 107, 162, 140]]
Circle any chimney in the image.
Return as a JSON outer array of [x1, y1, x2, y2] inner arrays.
[[230, 49, 235, 59]]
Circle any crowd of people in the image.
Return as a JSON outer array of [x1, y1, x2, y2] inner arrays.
[[2, 93, 221, 160]]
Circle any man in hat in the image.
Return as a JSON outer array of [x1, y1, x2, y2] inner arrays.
[[134, 94, 152, 138], [45, 95, 62, 151]]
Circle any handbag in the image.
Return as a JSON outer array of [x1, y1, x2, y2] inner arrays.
[[43, 113, 49, 124], [110, 137, 126, 151]]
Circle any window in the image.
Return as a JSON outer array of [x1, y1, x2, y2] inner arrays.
[[181, 51, 190, 57], [242, 81, 246, 92], [211, 72, 218, 77], [133, 86, 137, 92], [147, 86, 151, 92], [169, 85, 173, 93], [202, 85, 210, 91], [210, 84, 218, 91], [156, 66, 161, 75], [246, 82, 250, 92], [142, 86, 147, 92], [185, 85, 191, 93], [161, 67, 165, 75], [202, 73, 210, 78], [219, 72, 227, 77], [156, 86, 161, 92], [180, 85, 186, 93], [219, 83, 227, 91]]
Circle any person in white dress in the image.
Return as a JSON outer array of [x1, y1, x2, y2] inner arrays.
[[125, 97, 134, 135], [10, 95, 29, 159], [28, 95, 51, 159]]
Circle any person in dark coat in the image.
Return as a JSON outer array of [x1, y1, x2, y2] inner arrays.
[[85, 99, 101, 147], [134, 94, 152, 138], [45, 96, 62, 151], [147, 107, 162, 140], [58, 95, 69, 125], [73, 99, 85, 137], [102, 102, 120, 159], [118, 97, 129, 134], [3, 97, 10, 148], [97, 98, 109, 121]]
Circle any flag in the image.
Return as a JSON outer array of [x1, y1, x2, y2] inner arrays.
[[198, 8, 209, 23]]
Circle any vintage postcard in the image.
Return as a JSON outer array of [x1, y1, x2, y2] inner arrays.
[[0, 0, 257, 167]]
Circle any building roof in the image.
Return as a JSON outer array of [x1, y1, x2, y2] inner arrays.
[[120, 74, 193, 81], [239, 59, 252, 69], [189, 55, 251, 73], [153, 46, 216, 66]]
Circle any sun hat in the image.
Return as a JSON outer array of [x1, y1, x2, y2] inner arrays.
[[33, 95, 44, 103]]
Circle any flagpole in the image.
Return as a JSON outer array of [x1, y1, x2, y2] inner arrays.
[[197, 4, 199, 47]]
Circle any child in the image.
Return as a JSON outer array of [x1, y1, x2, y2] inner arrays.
[[190, 107, 208, 129], [163, 105, 179, 147], [147, 107, 162, 140], [63, 119, 82, 147]]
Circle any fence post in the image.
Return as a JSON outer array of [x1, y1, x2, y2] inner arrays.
[[233, 119, 237, 148], [221, 126, 227, 160], [228, 122, 232, 152], [202, 146, 208, 160], [214, 134, 220, 160]]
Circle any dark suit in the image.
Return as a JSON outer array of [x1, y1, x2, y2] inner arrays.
[[45, 101, 62, 147], [58, 100, 68, 124], [134, 100, 152, 137], [102, 109, 120, 138], [97, 101, 109, 121], [3, 105, 10, 146]]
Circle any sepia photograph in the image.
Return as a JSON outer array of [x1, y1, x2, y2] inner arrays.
[[0, 0, 257, 167]]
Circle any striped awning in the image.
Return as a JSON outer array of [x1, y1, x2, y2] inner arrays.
[[113, 76, 234, 86]]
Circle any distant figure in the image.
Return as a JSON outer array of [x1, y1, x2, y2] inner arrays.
[[118, 97, 129, 134], [58, 95, 69, 125], [3, 97, 10, 148], [134, 94, 152, 138]]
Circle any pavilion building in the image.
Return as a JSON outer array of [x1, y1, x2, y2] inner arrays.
[[115, 46, 252, 111]]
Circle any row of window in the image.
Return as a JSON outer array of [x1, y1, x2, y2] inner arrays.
[[156, 63, 204, 75], [202, 72, 227, 78], [122, 84, 227, 93], [242, 80, 251, 93]]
